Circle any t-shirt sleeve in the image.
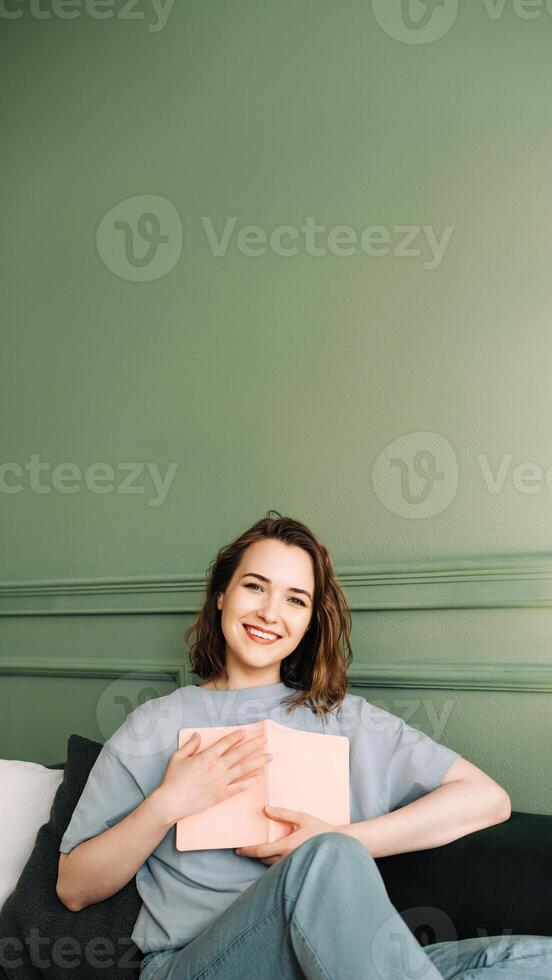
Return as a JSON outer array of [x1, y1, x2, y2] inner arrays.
[[59, 744, 145, 854], [357, 699, 462, 814], [384, 712, 461, 812]]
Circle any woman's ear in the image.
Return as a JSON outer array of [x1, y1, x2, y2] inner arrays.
[[217, 591, 223, 611]]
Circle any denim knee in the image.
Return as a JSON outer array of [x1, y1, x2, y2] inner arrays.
[[294, 830, 372, 863]]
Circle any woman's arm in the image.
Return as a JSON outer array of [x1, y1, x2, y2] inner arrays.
[[56, 788, 172, 911], [336, 760, 511, 858], [57, 727, 268, 910]]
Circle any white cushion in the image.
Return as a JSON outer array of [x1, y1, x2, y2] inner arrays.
[[0, 760, 64, 914]]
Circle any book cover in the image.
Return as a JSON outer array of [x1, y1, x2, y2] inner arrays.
[[175, 719, 350, 851]]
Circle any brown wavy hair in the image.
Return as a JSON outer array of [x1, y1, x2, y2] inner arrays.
[[184, 511, 353, 724]]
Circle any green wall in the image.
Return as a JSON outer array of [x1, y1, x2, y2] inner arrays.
[[2, 1, 552, 814]]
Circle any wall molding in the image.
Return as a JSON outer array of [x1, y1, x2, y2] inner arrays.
[[0, 658, 550, 693], [347, 663, 552, 692], [0, 657, 191, 688], [2, 557, 552, 691], [3, 554, 552, 615]]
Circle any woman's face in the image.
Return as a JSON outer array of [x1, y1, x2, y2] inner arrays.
[[216, 538, 314, 683]]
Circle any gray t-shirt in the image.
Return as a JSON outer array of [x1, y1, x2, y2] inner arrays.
[[59, 680, 460, 955]]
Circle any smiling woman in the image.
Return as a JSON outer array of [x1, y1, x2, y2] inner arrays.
[[184, 511, 352, 717], [57, 513, 548, 980]]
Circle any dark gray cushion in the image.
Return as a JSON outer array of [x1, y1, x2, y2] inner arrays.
[[376, 810, 552, 944], [0, 735, 143, 979]]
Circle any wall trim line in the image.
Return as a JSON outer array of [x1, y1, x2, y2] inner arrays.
[[0, 658, 550, 693], [3, 554, 552, 615]]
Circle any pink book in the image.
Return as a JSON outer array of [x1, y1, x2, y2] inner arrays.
[[176, 719, 350, 851]]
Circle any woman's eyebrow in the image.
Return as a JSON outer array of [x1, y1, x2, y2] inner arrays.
[[239, 572, 312, 600]]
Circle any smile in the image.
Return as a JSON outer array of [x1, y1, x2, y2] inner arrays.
[[243, 624, 282, 643]]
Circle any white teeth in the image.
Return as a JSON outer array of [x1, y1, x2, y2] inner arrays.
[[245, 625, 279, 641]]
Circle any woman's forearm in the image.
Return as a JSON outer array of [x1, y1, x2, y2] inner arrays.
[[56, 788, 173, 911], [336, 779, 511, 858]]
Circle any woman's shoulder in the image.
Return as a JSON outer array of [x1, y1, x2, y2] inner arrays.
[[105, 686, 192, 757], [329, 691, 403, 738], [320, 690, 363, 731]]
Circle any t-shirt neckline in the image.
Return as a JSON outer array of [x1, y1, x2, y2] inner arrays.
[[192, 680, 291, 701]]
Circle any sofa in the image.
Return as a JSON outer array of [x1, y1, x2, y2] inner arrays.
[[1, 734, 551, 980]]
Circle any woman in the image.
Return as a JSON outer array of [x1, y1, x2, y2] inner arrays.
[[57, 512, 552, 979]]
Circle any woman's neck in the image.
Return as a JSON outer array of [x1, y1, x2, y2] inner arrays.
[[201, 674, 283, 692]]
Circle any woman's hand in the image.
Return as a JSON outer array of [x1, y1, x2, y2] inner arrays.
[[158, 729, 273, 826], [235, 806, 337, 865]]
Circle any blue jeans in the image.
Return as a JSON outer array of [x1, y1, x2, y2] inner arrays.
[[138, 832, 552, 980]]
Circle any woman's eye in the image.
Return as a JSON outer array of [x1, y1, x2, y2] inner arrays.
[[243, 583, 306, 607]]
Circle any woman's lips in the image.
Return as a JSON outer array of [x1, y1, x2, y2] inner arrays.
[[243, 624, 280, 644]]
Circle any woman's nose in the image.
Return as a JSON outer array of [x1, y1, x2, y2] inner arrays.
[[259, 597, 279, 620]]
